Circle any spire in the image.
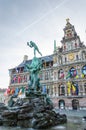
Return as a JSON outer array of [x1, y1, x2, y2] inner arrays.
[[54, 40, 57, 52]]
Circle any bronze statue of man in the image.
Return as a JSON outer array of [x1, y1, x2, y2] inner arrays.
[[27, 41, 42, 57]]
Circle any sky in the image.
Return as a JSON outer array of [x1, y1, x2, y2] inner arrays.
[[0, 0, 86, 88]]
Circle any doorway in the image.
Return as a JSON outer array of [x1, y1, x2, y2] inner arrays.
[[72, 99, 79, 110], [59, 99, 65, 109]]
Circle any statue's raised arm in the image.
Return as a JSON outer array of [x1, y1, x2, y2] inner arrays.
[[27, 42, 33, 48], [27, 41, 42, 57]]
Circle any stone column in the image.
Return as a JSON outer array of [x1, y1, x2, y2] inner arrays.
[[56, 83, 58, 97], [65, 84, 67, 96], [78, 83, 81, 96], [52, 85, 55, 97], [82, 82, 85, 95], [54, 83, 58, 97]]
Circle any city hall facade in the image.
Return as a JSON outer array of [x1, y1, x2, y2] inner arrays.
[[9, 19, 86, 109]]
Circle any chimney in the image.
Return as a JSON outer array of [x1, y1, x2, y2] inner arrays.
[[23, 55, 28, 62]]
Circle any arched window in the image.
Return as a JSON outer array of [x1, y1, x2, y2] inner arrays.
[[71, 67, 77, 77], [75, 43, 77, 48], [65, 57, 67, 63], [58, 69, 64, 79], [76, 55, 79, 60], [82, 65, 86, 77], [58, 56, 62, 64], [71, 42, 73, 49], [58, 84, 65, 96], [82, 51, 85, 60], [66, 67, 77, 79], [54, 71, 57, 80], [64, 44, 66, 50], [59, 99, 65, 109], [68, 44, 71, 50], [61, 85, 65, 95], [47, 86, 49, 95], [45, 71, 49, 80], [72, 99, 79, 110], [84, 83, 86, 94]]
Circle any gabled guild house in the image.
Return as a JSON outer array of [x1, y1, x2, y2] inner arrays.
[[8, 19, 86, 109]]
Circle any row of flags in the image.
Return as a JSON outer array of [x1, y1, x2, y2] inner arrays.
[[4, 80, 80, 97], [4, 87, 25, 97], [4, 85, 47, 97]]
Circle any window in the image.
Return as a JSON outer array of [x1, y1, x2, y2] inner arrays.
[[54, 71, 57, 80], [68, 44, 71, 50], [76, 55, 79, 60], [80, 85, 83, 91], [82, 65, 86, 77], [59, 100, 65, 109], [65, 57, 67, 62], [72, 99, 79, 110], [61, 86, 65, 95], [75, 43, 77, 48], [59, 56, 62, 64], [70, 67, 77, 78], [58, 69, 64, 79], [64, 44, 66, 50], [84, 83, 86, 94], [82, 51, 85, 60], [45, 71, 49, 80], [59, 85, 65, 96]]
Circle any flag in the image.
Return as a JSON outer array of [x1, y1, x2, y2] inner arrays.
[[10, 88, 15, 95], [75, 75, 79, 79], [18, 76, 21, 83], [12, 88, 19, 98], [71, 84, 76, 93], [81, 74, 84, 78], [66, 71, 71, 79], [67, 81, 71, 94], [4, 89, 8, 96], [42, 86, 46, 94], [18, 87, 25, 95], [7, 88, 11, 94], [75, 83, 79, 95]]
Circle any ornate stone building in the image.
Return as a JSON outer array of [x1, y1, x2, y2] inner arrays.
[[9, 19, 86, 109]]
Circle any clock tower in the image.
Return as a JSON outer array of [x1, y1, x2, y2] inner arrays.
[[61, 19, 81, 51], [60, 18, 83, 62]]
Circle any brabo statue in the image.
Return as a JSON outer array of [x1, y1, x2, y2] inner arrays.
[[27, 41, 42, 57], [25, 41, 42, 97]]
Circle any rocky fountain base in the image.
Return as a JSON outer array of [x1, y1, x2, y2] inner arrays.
[[0, 95, 67, 129]]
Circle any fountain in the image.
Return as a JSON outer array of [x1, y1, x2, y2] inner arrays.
[[0, 41, 67, 129]]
